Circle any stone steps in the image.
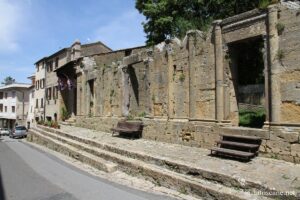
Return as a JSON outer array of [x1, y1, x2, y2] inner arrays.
[[34, 126, 270, 192], [29, 129, 117, 173], [28, 126, 273, 200]]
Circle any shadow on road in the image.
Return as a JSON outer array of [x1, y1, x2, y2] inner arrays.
[[0, 169, 6, 200]]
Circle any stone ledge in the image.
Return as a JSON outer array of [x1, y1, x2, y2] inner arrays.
[[221, 127, 270, 139], [221, 9, 264, 26]]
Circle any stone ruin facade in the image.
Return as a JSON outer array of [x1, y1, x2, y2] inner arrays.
[[67, 4, 300, 163]]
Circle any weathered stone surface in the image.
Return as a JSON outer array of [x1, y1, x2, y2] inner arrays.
[[221, 127, 270, 139], [265, 140, 291, 155], [271, 130, 300, 143], [32, 124, 300, 198], [291, 144, 300, 157], [281, 102, 300, 123]]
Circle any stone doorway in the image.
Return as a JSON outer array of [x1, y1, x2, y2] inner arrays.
[[228, 36, 266, 128]]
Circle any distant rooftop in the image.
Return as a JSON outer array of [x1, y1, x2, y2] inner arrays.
[[0, 83, 32, 91]]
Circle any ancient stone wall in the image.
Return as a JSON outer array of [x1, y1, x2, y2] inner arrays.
[[75, 4, 300, 163], [277, 5, 300, 123]]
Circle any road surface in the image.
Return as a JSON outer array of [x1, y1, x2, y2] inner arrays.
[[0, 136, 174, 200]]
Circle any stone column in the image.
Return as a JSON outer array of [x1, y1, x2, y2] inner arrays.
[[81, 72, 87, 116], [81, 71, 88, 116], [214, 20, 224, 122], [188, 33, 194, 119], [267, 5, 280, 123], [262, 35, 270, 123], [121, 66, 130, 117]]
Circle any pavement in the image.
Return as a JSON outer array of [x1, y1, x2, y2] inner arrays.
[[58, 125, 300, 197], [0, 136, 175, 200]]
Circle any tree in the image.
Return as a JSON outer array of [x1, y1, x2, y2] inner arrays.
[[136, 0, 278, 46], [1, 76, 16, 85]]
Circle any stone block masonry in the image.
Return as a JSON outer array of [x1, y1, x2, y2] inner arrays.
[[74, 3, 300, 164]]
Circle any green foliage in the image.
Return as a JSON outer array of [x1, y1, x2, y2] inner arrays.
[[239, 109, 266, 128], [46, 120, 52, 127], [276, 49, 285, 61], [126, 114, 135, 121], [259, 0, 278, 9], [110, 90, 115, 97], [179, 73, 185, 82], [1, 76, 15, 85], [136, 0, 276, 45], [138, 111, 146, 117], [61, 107, 69, 121], [276, 23, 285, 35]]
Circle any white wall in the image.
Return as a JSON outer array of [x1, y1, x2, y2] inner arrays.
[[0, 91, 17, 119]]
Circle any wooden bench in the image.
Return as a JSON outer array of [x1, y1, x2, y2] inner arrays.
[[111, 121, 143, 138]]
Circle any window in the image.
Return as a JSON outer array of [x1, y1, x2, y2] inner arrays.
[[0, 104, 3, 112], [53, 86, 58, 99], [4, 106, 7, 112], [55, 57, 59, 68], [4, 93, 7, 99], [47, 88, 52, 100], [36, 99, 38, 108], [41, 98, 44, 108], [41, 79, 45, 89], [47, 61, 53, 72], [12, 106, 15, 113], [0, 92, 3, 99], [36, 64, 39, 72], [12, 91, 16, 98], [36, 80, 39, 90]]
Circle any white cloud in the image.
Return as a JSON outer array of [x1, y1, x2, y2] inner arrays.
[[0, 0, 24, 52], [93, 9, 146, 50]]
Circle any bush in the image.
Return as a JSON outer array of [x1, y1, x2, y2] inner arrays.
[[61, 107, 69, 121], [239, 109, 266, 128], [51, 121, 60, 129]]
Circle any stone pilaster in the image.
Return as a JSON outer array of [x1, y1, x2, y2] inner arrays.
[[267, 5, 281, 123], [76, 74, 82, 116], [121, 66, 130, 117], [214, 20, 224, 122], [262, 35, 270, 123], [80, 72, 85, 116], [187, 33, 194, 119]]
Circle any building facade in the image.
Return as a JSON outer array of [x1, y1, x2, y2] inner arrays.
[[0, 84, 32, 129], [35, 40, 112, 122], [34, 58, 46, 122], [27, 75, 36, 128]]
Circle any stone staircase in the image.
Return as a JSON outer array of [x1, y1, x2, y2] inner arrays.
[[27, 126, 285, 200], [60, 117, 76, 126], [211, 134, 262, 161]]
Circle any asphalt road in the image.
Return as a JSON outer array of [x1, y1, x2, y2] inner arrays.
[[0, 136, 174, 200]]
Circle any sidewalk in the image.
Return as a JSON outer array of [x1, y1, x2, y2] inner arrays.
[[59, 125, 300, 195]]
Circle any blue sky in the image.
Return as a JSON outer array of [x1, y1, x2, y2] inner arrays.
[[0, 0, 146, 84]]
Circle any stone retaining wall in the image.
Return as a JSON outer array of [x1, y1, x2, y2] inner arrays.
[[75, 116, 300, 163]]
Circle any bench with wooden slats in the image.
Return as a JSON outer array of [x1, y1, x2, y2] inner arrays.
[[111, 121, 143, 138], [216, 140, 259, 149], [211, 147, 255, 161], [211, 134, 262, 161]]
